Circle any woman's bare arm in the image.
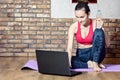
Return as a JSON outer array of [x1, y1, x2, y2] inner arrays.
[[67, 23, 76, 66]]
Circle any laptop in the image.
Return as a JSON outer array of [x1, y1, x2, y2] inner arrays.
[[35, 50, 81, 76]]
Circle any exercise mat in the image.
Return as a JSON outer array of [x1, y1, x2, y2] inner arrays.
[[21, 60, 120, 72]]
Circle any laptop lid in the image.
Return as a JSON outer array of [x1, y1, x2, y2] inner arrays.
[[35, 50, 80, 76]]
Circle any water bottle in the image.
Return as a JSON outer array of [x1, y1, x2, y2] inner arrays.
[[96, 9, 102, 18], [96, 9, 102, 28]]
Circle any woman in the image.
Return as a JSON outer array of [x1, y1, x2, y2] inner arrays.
[[67, 1, 109, 72]]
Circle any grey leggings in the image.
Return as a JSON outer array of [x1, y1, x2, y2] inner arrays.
[[71, 28, 106, 69]]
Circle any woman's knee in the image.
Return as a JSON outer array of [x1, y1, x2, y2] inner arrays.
[[94, 28, 104, 37], [93, 28, 105, 43]]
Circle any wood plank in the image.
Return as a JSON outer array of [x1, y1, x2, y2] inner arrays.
[[0, 57, 120, 80]]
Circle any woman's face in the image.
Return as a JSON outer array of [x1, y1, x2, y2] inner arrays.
[[75, 8, 90, 26]]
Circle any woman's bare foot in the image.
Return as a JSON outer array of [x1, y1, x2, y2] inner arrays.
[[99, 64, 105, 69], [87, 60, 93, 68], [87, 61, 104, 71], [93, 62, 102, 72]]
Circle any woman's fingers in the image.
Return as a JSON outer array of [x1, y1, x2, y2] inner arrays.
[[96, 18, 104, 28]]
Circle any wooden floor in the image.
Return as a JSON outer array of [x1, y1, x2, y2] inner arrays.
[[0, 57, 120, 80]]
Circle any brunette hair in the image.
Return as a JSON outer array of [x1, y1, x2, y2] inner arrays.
[[75, 1, 90, 15]]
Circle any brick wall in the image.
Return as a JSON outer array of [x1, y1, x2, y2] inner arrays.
[[0, 0, 120, 60]]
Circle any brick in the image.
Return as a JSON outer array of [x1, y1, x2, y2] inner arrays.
[[117, 46, 120, 48], [51, 23, 65, 26], [43, 0, 50, 4], [23, 48, 35, 53], [0, 53, 14, 56], [44, 35, 51, 39], [14, 13, 21, 17], [103, 23, 109, 27], [50, 35, 58, 39], [0, 18, 14, 21], [1, 35, 14, 39], [36, 5, 50, 8], [7, 13, 14, 17], [7, 9, 14, 12], [37, 31, 45, 35], [0, 40, 7, 43], [15, 35, 28, 39], [8, 22, 21, 26], [51, 18, 59, 22], [43, 9, 50, 13], [116, 54, 120, 57], [43, 18, 50, 22], [14, 0, 22, 3], [30, 18, 44, 22], [22, 0, 29, 4], [29, 27, 38, 30], [106, 53, 116, 58], [27, 5, 37, 8], [21, 26, 29, 30], [11, 48, 22, 53], [22, 13, 36, 17], [8, 40, 21, 43], [109, 19, 117, 22], [109, 45, 116, 48], [0, 13, 7, 17], [18, 9, 29, 13], [116, 28, 120, 32], [22, 22, 36, 26], [37, 14, 50, 17], [109, 23, 117, 27], [58, 19, 73, 22], [22, 40, 36, 44], [7, 31, 22, 35], [0, 27, 7, 30], [118, 24, 120, 27], [30, 35, 43, 39], [112, 49, 120, 54], [0, 22, 7, 26], [58, 27, 68, 31], [36, 43, 44, 47], [29, 44, 37, 48], [14, 26, 23, 30], [29, 0, 43, 5], [44, 26, 55, 30], [22, 31, 36, 34], [15, 18, 22, 21], [65, 23, 71, 26], [44, 39, 51, 44], [12, 53, 28, 57], [50, 49, 66, 51], [15, 44, 28, 48], [44, 44, 58, 48], [0, 43, 14, 48], [51, 31, 64, 35], [37, 22, 50, 26], [22, 18, 29, 21], [51, 40, 63, 44], [29, 9, 43, 13], [0, 4, 7, 8]]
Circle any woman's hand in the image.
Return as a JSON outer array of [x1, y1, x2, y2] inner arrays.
[[96, 18, 104, 28]]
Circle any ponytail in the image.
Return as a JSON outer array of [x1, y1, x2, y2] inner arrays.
[[75, 1, 90, 14]]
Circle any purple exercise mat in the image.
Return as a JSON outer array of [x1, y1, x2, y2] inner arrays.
[[21, 60, 120, 72], [21, 60, 38, 71]]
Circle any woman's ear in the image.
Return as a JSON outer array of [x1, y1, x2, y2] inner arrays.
[[88, 12, 90, 16]]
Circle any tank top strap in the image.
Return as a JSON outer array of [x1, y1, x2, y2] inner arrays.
[[89, 19, 93, 33], [76, 21, 80, 34]]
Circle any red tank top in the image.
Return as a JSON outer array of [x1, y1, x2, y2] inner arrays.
[[75, 19, 93, 45]]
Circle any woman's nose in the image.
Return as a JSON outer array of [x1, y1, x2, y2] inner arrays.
[[78, 20, 82, 23], [77, 18, 81, 22]]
